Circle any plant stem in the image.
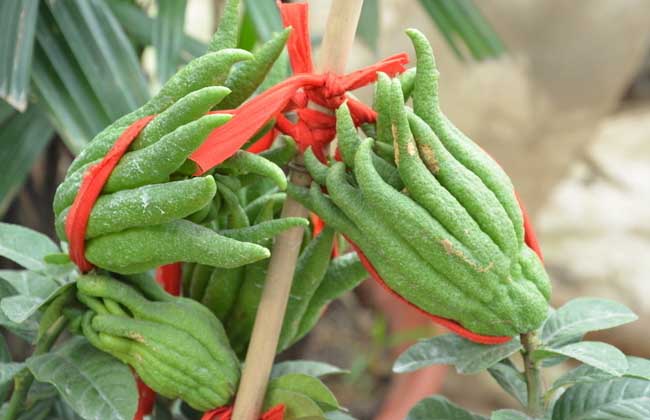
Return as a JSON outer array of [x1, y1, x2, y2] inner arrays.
[[521, 332, 544, 418], [231, 2, 364, 419], [3, 317, 67, 420]]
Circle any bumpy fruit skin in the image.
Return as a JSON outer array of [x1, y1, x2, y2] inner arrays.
[[289, 34, 551, 336], [78, 274, 240, 411]]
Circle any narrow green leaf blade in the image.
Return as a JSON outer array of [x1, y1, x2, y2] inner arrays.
[[27, 337, 138, 420], [356, 0, 378, 53], [534, 341, 628, 376], [243, 0, 282, 42], [0, 0, 39, 110], [153, 0, 187, 84], [542, 298, 638, 347], [108, 0, 206, 60], [552, 377, 650, 420], [406, 396, 488, 420], [416, 0, 506, 61], [0, 104, 53, 215], [46, 0, 149, 120]]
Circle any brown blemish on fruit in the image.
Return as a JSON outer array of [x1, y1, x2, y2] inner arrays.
[[419, 144, 440, 173], [407, 141, 417, 156], [128, 332, 146, 343], [440, 239, 494, 273], [391, 125, 400, 164]]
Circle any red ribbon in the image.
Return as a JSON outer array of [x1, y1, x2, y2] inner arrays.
[[188, 1, 409, 171], [65, 115, 155, 273], [344, 192, 544, 345], [201, 404, 285, 420]]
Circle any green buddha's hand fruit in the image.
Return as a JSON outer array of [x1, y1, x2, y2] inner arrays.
[[66, 48, 252, 175], [290, 33, 550, 336], [217, 28, 292, 109], [294, 252, 368, 342], [78, 274, 239, 411], [55, 177, 216, 241], [278, 227, 335, 352], [54, 114, 232, 215], [85, 220, 270, 274]]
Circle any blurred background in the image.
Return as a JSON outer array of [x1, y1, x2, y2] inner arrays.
[[1, 0, 649, 418]]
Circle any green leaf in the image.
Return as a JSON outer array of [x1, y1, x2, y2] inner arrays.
[[406, 396, 488, 420], [491, 410, 533, 420], [27, 337, 138, 420], [263, 388, 324, 420], [0, 278, 38, 341], [552, 377, 650, 420], [542, 298, 638, 347], [0, 362, 26, 388], [0, 0, 39, 111], [243, 0, 283, 42], [238, 11, 258, 52], [34, 0, 151, 152], [0, 104, 54, 215], [393, 334, 466, 373], [324, 411, 358, 420], [271, 360, 347, 379], [269, 374, 339, 412], [0, 223, 59, 270], [488, 359, 527, 406], [0, 333, 21, 400], [533, 341, 628, 376], [456, 338, 521, 374], [552, 356, 650, 390], [416, 0, 505, 61], [31, 47, 98, 154], [0, 281, 73, 325], [356, 0, 378, 53], [455, 338, 522, 375], [153, 0, 187, 84], [394, 334, 521, 375], [108, 0, 206, 61], [627, 357, 650, 381], [52, 398, 85, 420], [0, 270, 59, 297], [49, 0, 149, 114]]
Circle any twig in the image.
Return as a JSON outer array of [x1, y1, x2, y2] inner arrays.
[[3, 317, 67, 420], [521, 332, 544, 417], [231, 1, 364, 419]]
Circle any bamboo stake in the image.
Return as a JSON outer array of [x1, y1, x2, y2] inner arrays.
[[231, 1, 364, 419]]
